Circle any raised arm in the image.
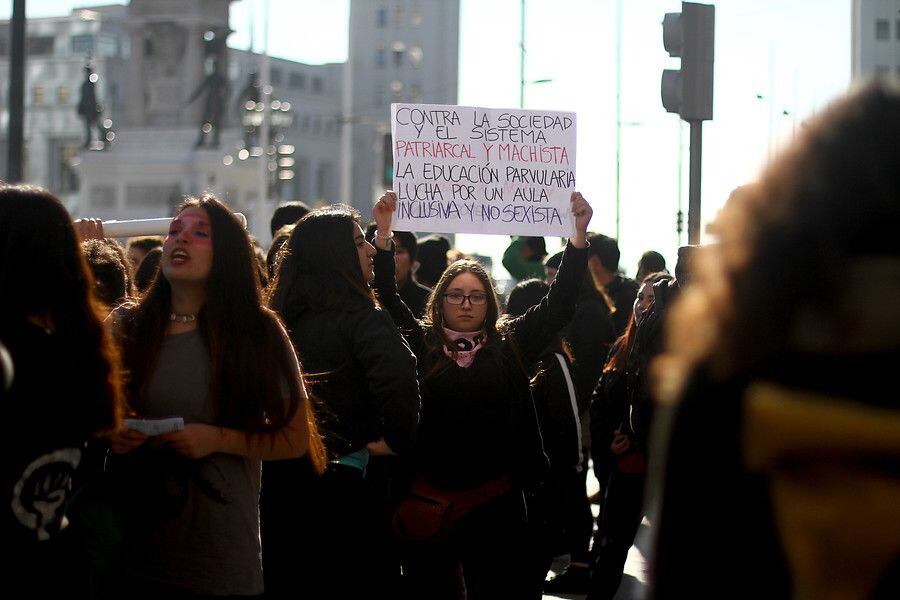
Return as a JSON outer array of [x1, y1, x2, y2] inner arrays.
[[506, 192, 592, 363], [371, 191, 427, 352]]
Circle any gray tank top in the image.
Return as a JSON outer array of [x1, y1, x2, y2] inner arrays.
[[125, 328, 263, 595]]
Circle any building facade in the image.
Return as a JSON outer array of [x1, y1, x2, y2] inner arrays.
[[0, 5, 129, 209], [342, 0, 459, 216], [0, 1, 344, 242], [1, 0, 460, 236], [852, 0, 900, 78]]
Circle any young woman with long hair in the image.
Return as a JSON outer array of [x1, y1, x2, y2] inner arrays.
[[0, 185, 122, 594], [587, 270, 672, 599], [108, 194, 323, 598], [372, 190, 592, 599], [266, 204, 421, 598]]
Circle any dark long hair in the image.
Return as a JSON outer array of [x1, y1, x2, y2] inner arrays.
[[118, 194, 324, 469], [0, 184, 122, 435], [662, 81, 900, 401], [605, 272, 673, 374], [269, 204, 375, 320]]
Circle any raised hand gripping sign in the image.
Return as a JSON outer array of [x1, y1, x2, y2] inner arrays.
[[391, 103, 577, 237]]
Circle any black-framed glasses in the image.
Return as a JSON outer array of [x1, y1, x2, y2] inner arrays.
[[444, 292, 488, 306]]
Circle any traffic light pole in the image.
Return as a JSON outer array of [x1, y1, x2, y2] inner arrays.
[[661, 2, 714, 245], [688, 119, 702, 244]]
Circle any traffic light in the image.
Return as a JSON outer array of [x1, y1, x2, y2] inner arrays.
[[381, 132, 393, 187], [661, 2, 715, 121]]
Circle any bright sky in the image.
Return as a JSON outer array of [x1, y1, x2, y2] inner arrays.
[[5, 0, 852, 278]]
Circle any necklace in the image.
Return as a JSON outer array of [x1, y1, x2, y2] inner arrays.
[[169, 312, 197, 323]]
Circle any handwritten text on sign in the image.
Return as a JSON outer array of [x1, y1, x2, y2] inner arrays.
[[390, 103, 577, 236]]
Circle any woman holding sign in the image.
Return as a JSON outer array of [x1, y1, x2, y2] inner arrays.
[[373, 190, 592, 599], [107, 194, 324, 598]]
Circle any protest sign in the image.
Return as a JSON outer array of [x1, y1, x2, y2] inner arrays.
[[390, 103, 577, 237]]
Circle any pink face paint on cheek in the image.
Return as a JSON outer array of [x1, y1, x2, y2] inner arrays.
[[173, 215, 213, 246]]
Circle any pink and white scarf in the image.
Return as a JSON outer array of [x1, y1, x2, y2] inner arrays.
[[442, 326, 486, 368]]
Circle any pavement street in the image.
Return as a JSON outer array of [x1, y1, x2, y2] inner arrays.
[[543, 465, 649, 600]]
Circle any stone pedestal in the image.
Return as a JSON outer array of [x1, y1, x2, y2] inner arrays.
[[76, 127, 272, 241]]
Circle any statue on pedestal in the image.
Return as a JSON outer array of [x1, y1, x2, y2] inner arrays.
[[77, 65, 108, 149], [236, 72, 261, 149], [186, 30, 230, 149]]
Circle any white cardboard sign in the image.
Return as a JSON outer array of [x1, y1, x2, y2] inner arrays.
[[390, 103, 577, 237]]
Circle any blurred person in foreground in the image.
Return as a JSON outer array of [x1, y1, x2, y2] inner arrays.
[[650, 81, 900, 599], [0, 185, 123, 596]]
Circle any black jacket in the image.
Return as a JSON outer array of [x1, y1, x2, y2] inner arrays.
[[532, 350, 582, 474], [284, 306, 421, 457], [373, 241, 589, 490], [565, 278, 616, 413], [398, 276, 432, 319], [589, 341, 629, 485]]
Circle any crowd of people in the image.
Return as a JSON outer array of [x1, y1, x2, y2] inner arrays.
[[1, 82, 898, 599]]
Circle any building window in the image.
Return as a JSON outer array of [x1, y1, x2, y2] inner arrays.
[[376, 46, 386, 68], [896, 19, 900, 40], [391, 80, 403, 102], [271, 68, 283, 86], [374, 84, 384, 106], [289, 72, 306, 90], [394, 4, 405, 28], [32, 86, 45, 105], [316, 163, 331, 200], [409, 45, 423, 68], [875, 19, 889, 40], [875, 64, 889, 75], [392, 41, 406, 68], [0, 36, 8, 56], [57, 143, 81, 194], [411, 1, 423, 27], [312, 76, 323, 93], [71, 33, 94, 55], [26, 36, 54, 56], [97, 32, 119, 57], [377, 7, 388, 28], [313, 116, 322, 135], [410, 83, 422, 103], [57, 85, 70, 105], [302, 115, 311, 132]]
